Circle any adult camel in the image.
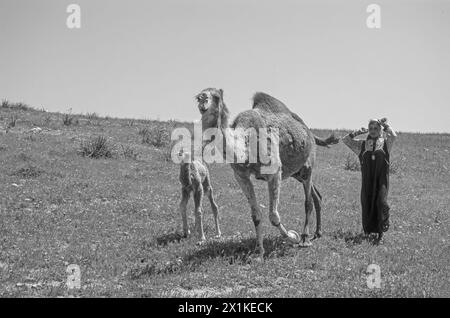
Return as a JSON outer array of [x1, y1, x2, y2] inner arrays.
[[196, 88, 338, 257]]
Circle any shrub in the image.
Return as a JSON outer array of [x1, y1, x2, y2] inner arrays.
[[7, 115, 17, 128], [344, 153, 401, 174], [161, 139, 178, 162], [139, 123, 172, 148], [42, 114, 52, 127], [344, 154, 360, 171], [389, 160, 403, 175], [12, 164, 43, 178], [1, 100, 30, 111], [86, 112, 99, 120], [62, 113, 79, 126], [63, 113, 73, 126], [120, 145, 139, 160], [79, 136, 114, 159]]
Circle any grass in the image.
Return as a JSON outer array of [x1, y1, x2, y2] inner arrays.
[[0, 103, 449, 297]]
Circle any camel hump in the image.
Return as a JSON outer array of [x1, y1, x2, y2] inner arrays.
[[252, 92, 307, 126], [252, 92, 291, 113]]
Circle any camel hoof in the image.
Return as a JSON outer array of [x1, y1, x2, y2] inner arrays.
[[214, 234, 222, 239], [286, 230, 301, 244], [312, 231, 322, 240], [299, 234, 312, 247], [249, 253, 264, 263], [182, 230, 190, 238], [299, 240, 312, 247], [196, 238, 206, 246]]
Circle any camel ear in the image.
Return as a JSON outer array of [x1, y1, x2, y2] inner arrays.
[[219, 89, 224, 99]]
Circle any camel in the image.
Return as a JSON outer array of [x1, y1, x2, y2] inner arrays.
[[195, 88, 339, 257], [179, 151, 221, 243]]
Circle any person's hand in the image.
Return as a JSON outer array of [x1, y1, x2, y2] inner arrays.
[[356, 127, 368, 136], [349, 127, 367, 138], [379, 117, 389, 129]]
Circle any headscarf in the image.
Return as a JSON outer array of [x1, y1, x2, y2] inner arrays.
[[368, 119, 382, 128]]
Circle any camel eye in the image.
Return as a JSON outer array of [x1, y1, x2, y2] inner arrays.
[[197, 94, 208, 103]]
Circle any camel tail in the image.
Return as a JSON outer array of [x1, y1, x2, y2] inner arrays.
[[314, 133, 340, 148]]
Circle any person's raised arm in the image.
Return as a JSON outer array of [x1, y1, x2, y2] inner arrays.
[[380, 118, 397, 153], [342, 127, 367, 155]]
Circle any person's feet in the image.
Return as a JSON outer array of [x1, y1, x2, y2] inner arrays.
[[375, 232, 384, 245]]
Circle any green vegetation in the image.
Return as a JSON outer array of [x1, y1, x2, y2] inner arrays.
[[0, 103, 448, 297]]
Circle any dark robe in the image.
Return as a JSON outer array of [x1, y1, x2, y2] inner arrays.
[[358, 138, 390, 234]]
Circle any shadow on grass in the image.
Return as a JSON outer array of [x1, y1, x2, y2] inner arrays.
[[155, 232, 184, 246], [131, 235, 295, 279], [331, 229, 380, 246], [184, 235, 291, 266]]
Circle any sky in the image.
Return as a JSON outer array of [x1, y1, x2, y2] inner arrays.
[[0, 0, 449, 132]]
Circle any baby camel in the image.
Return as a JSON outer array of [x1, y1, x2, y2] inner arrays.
[[179, 152, 221, 243]]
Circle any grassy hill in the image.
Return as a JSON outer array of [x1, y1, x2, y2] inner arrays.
[[0, 101, 449, 297]]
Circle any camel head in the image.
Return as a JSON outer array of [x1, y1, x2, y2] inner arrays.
[[195, 88, 229, 130]]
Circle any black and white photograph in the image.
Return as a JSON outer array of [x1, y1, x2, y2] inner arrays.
[[0, 0, 449, 301]]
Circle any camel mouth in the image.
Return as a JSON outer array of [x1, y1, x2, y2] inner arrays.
[[198, 102, 207, 115], [196, 93, 209, 114]]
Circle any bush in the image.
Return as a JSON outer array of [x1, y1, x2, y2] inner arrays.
[[7, 114, 17, 128], [120, 145, 139, 160], [12, 164, 43, 178], [79, 136, 114, 159], [41, 114, 52, 127], [1, 99, 30, 111], [344, 154, 360, 171], [139, 123, 172, 148], [63, 113, 78, 126], [160, 139, 179, 162], [344, 153, 401, 174], [389, 160, 402, 175], [86, 112, 99, 120]]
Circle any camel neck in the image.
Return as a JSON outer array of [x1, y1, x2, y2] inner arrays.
[[201, 124, 238, 164]]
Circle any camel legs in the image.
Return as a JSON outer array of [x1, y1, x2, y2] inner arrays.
[[292, 167, 322, 246], [179, 189, 191, 237], [233, 170, 264, 257], [193, 184, 206, 243], [311, 185, 322, 239], [301, 177, 314, 246], [206, 186, 221, 238], [267, 170, 299, 243]]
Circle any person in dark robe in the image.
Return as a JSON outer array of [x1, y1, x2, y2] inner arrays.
[[343, 118, 397, 242]]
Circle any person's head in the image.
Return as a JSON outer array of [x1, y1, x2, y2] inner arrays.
[[368, 119, 382, 139]]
